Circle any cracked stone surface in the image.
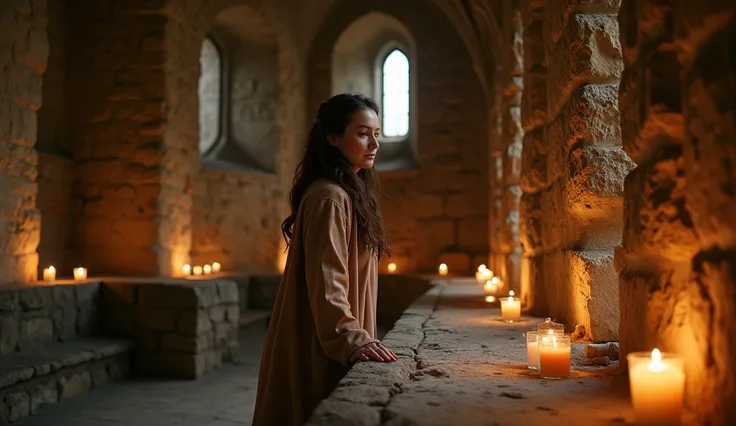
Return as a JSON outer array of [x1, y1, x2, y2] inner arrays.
[[310, 282, 635, 426]]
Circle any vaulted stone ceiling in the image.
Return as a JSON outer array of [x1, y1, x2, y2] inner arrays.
[[298, 0, 503, 97]]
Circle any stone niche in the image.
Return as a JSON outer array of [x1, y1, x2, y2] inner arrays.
[[101, 279, 240, 379]]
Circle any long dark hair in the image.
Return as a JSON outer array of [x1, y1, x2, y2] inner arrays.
[[281, 93, 390, 260]]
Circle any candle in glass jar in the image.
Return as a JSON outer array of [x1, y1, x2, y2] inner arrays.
[[73, 267, 88, 281], [539, 334, 571, 379], [475, 267, 492, 283], [526, 331, 539, 370], [627, 349, 685, 425], [387, 262, 397, 273], [500, 291, 521, 322], [42, 266, 56, 281], [192, 266, 203, 276], [438, 263, 448, 276], [203, 264, 212, 275], [212, 262, 221, 273], [483, 280, 497, 295]]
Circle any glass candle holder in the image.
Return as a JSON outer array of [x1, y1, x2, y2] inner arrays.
[[73, 267, 88, 281], [500, 291, 521, 322], [525, 331, 539, 370], [537, 317, 564, 334], [538, 334, 571, 379], [627, 349, 685, 426]]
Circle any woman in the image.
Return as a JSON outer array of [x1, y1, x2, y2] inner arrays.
[[252, 93, 398, 426]]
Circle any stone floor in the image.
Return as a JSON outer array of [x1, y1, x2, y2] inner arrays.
[[15, 328, 265, 426], [15, 283, 637, 426]]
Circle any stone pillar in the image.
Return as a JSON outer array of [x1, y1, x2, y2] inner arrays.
[[498, 0, 524, 293], [519, 0, 548, 314], [617, 0, 736, 423], [0, 0, 49, 286], [522, 0, 634, 340], [488, 82, 504, 279], [67, 2, 192, 277]]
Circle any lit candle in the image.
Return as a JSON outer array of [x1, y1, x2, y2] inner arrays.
[[73, 267, 88, 281], [438, 263, 448, 276], [387, 262, 397, 273], [193, 266, 203, 276], [203, 264, 212, 275], [42, 266, 56, 281], [485, 295, 496, 303], [627, 349, 685, 425], [182, 264, 192, 276], [500, 290, 521, 322], [212, 262, 221, 273], [483, 280, 498, 295], [526, 331, 539, 370], [538, 334, 571, 379], [475, 268, 492, 283]]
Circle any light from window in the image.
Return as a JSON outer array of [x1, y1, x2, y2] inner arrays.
[[198, 37, 221, 154], [381, 49, 409, 138]]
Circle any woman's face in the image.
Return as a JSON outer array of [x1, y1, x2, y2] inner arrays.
[[330, 108, 380, 173]]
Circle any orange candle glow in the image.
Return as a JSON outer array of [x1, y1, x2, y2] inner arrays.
[[627, 349, 685, 425], [387, 262, 397, 273], [500, 290, 521, 322], [539, 334, 571, 379], [438, 263, 448, 276], [212, 262, 221, 273], [42, 266, 56, 281]]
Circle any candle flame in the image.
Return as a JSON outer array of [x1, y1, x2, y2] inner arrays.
[[485, 295, 495, 303], [387, 263, 397, 273], [509, 290, 515, 296], [651, 348, 662, 363], [48, 266, 55, 272], [478, 264, 487, 272], [649, 348, 666, 372]]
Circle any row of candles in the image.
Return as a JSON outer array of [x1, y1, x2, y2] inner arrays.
[[41, 261, 224, 282], [182, 262, 221, 276], [524, 320, 684, 423]]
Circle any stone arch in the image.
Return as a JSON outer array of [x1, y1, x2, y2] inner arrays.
[[186, 0, 304, 273], [309, 0, 489, 274], [200, 5, 280, 174], [332, 11, 418, 171]]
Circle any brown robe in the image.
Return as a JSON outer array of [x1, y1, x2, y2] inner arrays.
[[252, 179, 379, 426]]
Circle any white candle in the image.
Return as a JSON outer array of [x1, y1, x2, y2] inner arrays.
[[212, 261, 221, 273], [500, 291, 521, 322], [73, 267, 87, 281], [526, 331, 539, 369], [438, 263, 448, 276], [387, 262, 397, 273], [203, 264, 212, 275], [483, 280, 497, 295], [182, 264, 192, 276], [42, 266, 56, 281], [539, 334, 571, 379], [475, 268, 492, 283], [627, 349, 685, 425], [484, 295, 495, 303], [192, 266, 203, 276]]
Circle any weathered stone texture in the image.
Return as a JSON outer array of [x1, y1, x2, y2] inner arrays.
[[0, 0, 47, 286], [617, 3, 736, 424], [101, 279, 239, 379]]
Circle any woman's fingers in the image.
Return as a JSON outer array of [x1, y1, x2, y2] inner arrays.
[[366, 347, 385, 362]]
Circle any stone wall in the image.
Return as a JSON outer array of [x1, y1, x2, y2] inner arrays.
[[617, 1, 736, 423], [0, 282, 100, 354], [519, 0, 633, 341], [36, 153, 74, 279], [310, 0, 488, 275], [0, 0, 47, 287], [102, 279, 239, 379]]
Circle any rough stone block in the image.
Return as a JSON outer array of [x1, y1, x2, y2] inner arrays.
[[520, 254, 548, 315], [58, 371, 92, 400], [521, 70, 547, 130], [520, 192, 543, 253], [18, 317, 53, 350], [545, 0, 622, 48], [622, 151, 699, 260], [413, 194, 444, 219], [5, 390, 30, 422], [444, 192, 486, 218], [215, 280, 238, 304], [177, 311, 212, 336], [137, 283, 198, 310], [521, 128, 548, 192], [29, 380, 58, 414], [547, 14, 623, 116], [136, 307, 178, 332], [567, 250, 618, 342], [100, 282, 138, 305]]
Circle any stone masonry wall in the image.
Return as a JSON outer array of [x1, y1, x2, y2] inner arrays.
[[520, 0, 634, 342], [0, 282, 100, 355], [66, 1, 174, 277], [0, 0, 48, 287], [616, 1, 736, 423], [310, 0, 488, 275], [101, 279, 239, 379]]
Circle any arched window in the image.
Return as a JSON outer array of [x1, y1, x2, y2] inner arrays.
[[198, 37, 222, 154], [381, 49, 410, 139]]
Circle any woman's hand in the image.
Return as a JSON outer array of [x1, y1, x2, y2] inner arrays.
[[350, 341, 398, 363]]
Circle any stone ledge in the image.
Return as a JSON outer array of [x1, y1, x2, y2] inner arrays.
[[0, 337, 133, 423], [306, 284, 443, 426], [0, 337, 133, 390]]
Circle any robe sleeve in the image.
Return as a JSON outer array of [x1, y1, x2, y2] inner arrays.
[[303, 197, 378, 366]]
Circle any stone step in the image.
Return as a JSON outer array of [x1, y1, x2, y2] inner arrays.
[[0, 336, 134, 424], [238, 310, 270, 335]]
